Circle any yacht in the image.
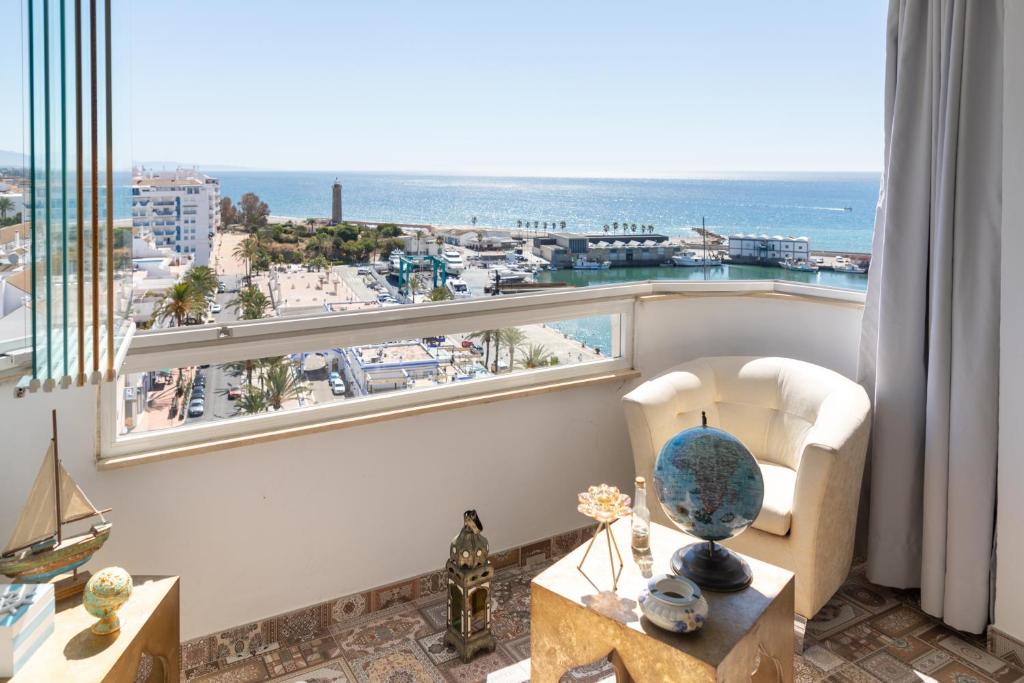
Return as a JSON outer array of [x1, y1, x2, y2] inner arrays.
[[446, 277, 471, 298], [442, 249, 465, 274], [832, 256, 867, 274], [779, 257, 819, 272], [572, 257, 611, 270], [671, 250, 723, 267], [388, 249, 405, 271]]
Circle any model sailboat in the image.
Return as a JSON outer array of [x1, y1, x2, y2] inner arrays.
[[0, 411, 112, 583]]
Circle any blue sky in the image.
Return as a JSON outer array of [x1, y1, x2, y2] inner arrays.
[[3, 1, 887, 176]]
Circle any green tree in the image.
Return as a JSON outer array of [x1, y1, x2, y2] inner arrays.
[[228, 285, 272, 321], [239, 192, 270, 232], [234, 386, 270, 415], [499, 327, 526, 372], [262, 361, 309, 410], [468, 330, 498, 370], [429, 286, 453, 301], [0, 197, 12, 221], [220, 196, 238, 227], [309, 255, 329, 272], [517, 343, 554, 369], [182, 265, 218, 300], [153, 282, 204, 327], [233, 236, 264, 280]]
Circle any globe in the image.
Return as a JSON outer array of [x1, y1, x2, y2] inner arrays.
[[652, 422, 764, 543]]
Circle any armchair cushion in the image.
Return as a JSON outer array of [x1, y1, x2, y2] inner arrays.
[[753, 463, 796, 536]]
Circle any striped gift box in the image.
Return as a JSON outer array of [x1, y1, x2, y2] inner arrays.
[[0, 584, 55, 678]]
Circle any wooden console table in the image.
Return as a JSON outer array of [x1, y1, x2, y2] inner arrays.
[[531, 522, 793, 682], [2, 575, 179, 683]]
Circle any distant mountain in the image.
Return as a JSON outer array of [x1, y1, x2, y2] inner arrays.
[[0, 149, 25, 167]]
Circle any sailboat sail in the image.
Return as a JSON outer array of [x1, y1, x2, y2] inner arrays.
[[58, 460, 101, 524], [3, 444, 58, 555], [2, 443, 102, 556]]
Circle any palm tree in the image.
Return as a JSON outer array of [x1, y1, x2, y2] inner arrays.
[[429, 286, 453, 301], [499, 327, 526, 372], [603, 224, 610, 235], [153, 282, 204, 327], [235, 387, 270, 415], [517, 219, 523, 229], [0, 197, 12, 221], [559, 221, 566, 230], [228, 285, 272, 320], [631, 224, 638, 234], [518, 343, 554, 369], [468, 330, 498, 370], [612, 222, 619, 234], [305, 217, 317, 232], [305, 232, 330, 261], [262, 362, 309, 410], [233, 236, 263, 281], [183, 265, 218, 300]]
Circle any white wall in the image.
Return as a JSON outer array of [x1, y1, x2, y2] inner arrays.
[[0, 294, 864, 640], [994, 0, 1024, 644]]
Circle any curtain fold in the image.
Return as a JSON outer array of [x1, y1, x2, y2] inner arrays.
[[859, 0, 1002, 634]]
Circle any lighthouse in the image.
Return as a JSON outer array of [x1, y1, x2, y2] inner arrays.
[[331, 180, 343, 224]]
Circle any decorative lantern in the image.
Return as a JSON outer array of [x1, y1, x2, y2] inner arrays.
[[444, 510, 496, 662]]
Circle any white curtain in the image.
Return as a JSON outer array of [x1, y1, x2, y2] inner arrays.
[[859, 0, 1003, 634]]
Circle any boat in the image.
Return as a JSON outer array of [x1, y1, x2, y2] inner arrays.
[[442, 249, 465, 274], [778, 257, 819, 272], [388, 249, 405, 271], [491, 267, 527, 283], [446, 277, 472, 298], [572, 257, 611, 270], [832, 256, 867, 274], [0, 411, 112, 582], [671, 250, 723, 267]]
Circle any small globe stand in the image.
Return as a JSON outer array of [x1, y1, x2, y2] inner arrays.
[[671, 539, 753, 592], [652, 411, 765, 594]]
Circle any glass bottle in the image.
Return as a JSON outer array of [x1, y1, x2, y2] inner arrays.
[[632, 476, 651, 551]]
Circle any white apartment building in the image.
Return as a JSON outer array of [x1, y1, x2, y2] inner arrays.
[[727, 233, 810, 264], [131, 167, 221, 265]]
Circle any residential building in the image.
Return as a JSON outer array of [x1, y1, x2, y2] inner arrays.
[[131, 167, 221, 266], [341, 341, 440, 395]]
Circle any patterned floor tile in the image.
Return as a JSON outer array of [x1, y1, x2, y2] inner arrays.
[[920, 626, 1024, 681], [929, 659, 999, 682], [836, 581, 901, 615], [868, 605, 932, 638], [333, 607, 432, 659], [439, 647, 513, 683], [883, 634, 934, 663], [194, 658, 270, 683], [802, 644, 849, 673], [501, 634, 531, 663], [855, 651, 919, 683], [909, 647, 953, 674], [262, 646, 305, 677], [418, 630, 460, 665], [348, 641, 446, 683], [822, 663, 883, 682], [420, 599, 450, 631], [330, 593, 369, 625], [298, 635, 342, 667], [370, 579, 419, 611], [269, 658, 356, 682], [823, 623, 892, 663], [519, 539, 552, 566], [794, 656, 826, 683], [808, 597, 871, 641]]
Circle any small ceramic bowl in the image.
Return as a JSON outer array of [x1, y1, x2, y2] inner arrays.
[[638, 573, 708, 633]]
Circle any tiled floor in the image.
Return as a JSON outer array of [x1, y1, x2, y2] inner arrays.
[[185, 559, 1024, 683]]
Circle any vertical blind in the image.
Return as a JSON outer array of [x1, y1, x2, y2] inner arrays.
[[23, 0, 131, 390]]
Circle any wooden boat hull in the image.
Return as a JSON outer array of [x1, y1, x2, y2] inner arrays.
[[0, 525, 111, 582]]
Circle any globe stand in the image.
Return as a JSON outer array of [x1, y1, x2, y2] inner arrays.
[[670, 540, 752, 592]]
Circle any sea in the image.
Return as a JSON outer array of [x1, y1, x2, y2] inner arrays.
[[136, 170, 881, 350]]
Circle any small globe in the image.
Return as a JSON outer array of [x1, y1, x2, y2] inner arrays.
[[652, 424, 764, 543], [83, 567, 132, 635]]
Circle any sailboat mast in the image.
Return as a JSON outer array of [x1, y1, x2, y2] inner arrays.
[[52, 410, 62, 544]]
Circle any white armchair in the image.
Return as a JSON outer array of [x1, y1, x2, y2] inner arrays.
[[622, 356, 871, 618]]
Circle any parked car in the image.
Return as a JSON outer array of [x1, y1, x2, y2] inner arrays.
[[227, 386, 241, 400], [187, 398, 205, 417], [211, 303, 222, 314], [329, 371, 341, 383], [192, 386, 205, 399], [218, 281, 226, 293], [331, 381, 346, 396]]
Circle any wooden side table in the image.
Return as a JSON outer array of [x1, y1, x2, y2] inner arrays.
[[2, 575, 179, 683], [531, 522, 793, 682]]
